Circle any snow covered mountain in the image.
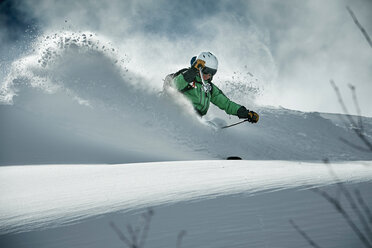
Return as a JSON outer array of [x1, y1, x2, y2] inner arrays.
[[1, 31, 372, 248]]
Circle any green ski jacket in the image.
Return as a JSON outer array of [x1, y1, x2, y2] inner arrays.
[[172, 72, 242, 116]]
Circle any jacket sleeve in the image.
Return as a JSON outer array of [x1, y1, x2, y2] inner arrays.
[[210, 84, 242, 116], [172, 74, 188, 91]]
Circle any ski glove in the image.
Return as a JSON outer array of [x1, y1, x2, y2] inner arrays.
[[247, 111, 259, 123], [182, 67, 198, 83], [182, 59, 206, 83], [237, 106, 259, 123], [193, 59, 205, 69]]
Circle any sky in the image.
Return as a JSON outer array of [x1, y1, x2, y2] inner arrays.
[[1, 0, 372, 116]]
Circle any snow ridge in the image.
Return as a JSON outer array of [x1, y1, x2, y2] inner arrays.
[[1, 161, 371, 234]]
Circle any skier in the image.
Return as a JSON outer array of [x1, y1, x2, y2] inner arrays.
[[164, 52, 259, 123]]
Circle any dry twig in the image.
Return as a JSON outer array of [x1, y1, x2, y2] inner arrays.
[[330, 80, 372, 152], [110, 208, 154, 248], [346, 6, 372, 48], [289, 220, 323, 248]]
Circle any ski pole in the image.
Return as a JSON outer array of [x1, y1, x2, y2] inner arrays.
[[221, 119, 249, 129], [198, 67, 211, 92]]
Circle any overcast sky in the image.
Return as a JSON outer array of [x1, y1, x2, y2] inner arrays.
[[1, 0, 372, 116]]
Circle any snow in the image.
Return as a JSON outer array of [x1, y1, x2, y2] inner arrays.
[[0, 160, 372, 247], [1, 160, 370, 235], [0, 31, 372, 248], [0, 161, 372, 247]]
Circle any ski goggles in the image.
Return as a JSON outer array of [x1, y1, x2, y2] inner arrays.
[[202, 67, 217, 76]]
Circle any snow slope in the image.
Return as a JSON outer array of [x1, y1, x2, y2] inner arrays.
[[0, 161, 372, 248], [1, 31, 372, 165]]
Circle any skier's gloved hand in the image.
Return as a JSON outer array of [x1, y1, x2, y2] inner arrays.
[[183, 59, 205, 83], [183, 67, 198, 83], [247, 111, 259, 123], [193, 59, 205, 70], [237, 106, 259, 123]]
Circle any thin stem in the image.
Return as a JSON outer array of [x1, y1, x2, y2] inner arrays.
[[177, 230, 187, 248], [339, 137, 371, 152], [349, 84, 364, 130], [127, 225, 138, 247], [355, 189, 372, 225], [289, 219, 323, 248], [110, 222, 132, 247], [138, 208, 154, 248], [312, 188, 372, 248], [330, 80, 372, 151], [330, 80, 356, 126], [324, 162, 372, 241], [346, 6, 372, 48]]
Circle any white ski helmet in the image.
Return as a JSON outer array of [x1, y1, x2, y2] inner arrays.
[[197, 52, 218, 75]]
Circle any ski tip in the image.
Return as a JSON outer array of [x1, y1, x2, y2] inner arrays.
[[226, 156, 242, 160]]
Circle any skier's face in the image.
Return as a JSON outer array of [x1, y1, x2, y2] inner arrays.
[[202, 73, 212, 81]]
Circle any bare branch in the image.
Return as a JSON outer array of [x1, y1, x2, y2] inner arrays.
[[110, 221, 132, 247], [339, 137, 372, 152], [354, 132, 372, 152], [289, 219, 323, 248], [127, 224, 138, 247], [346, 6, 372, 48], [138, 208, 154, 248], [312, 188, 372, 248], [330, 80, 357, 126], [177, 230, 187, 248], [323, 162, 372, 241], [347, 84, 372, 151], [338, 183, 372, 241], [349, 84, 364, 131], [355, 189, 372, 225], [110, 208, 154, 248], [330, 80, 372, 152]]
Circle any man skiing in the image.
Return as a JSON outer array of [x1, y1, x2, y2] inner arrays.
[[165, 52, 259, 123]]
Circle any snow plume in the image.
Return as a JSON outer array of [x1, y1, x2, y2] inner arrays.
[[0, 30, 218, 164], [0, 31, 132, 106], [219, 70, 263, 108], [7, 0, 279, 100]]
